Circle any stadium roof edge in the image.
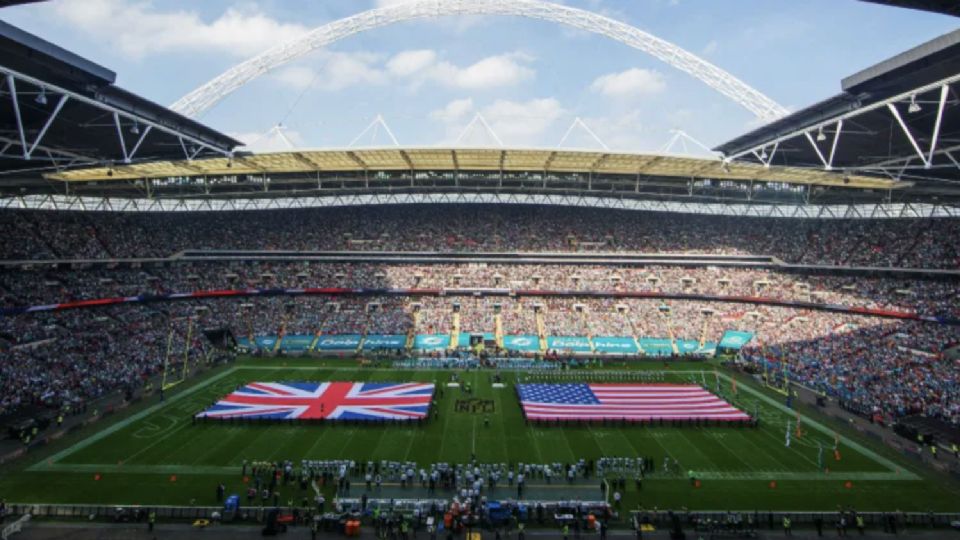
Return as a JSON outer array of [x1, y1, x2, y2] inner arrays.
[[842, 28, 960, 92], [715, 28, 960, 157], [0, 19, 115, 87], [0, 20, 243, 177], [42, 147, 897, 190], [859, 0, 960, 17]]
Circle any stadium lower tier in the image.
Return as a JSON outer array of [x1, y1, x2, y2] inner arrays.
[[1, 295, 958, 428], [237, 333, 719, 357]]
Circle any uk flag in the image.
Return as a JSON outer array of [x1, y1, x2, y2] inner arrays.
[[197, 382, 435, 421]]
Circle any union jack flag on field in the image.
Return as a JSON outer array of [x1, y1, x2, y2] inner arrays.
[[197, 382, 435, 421]]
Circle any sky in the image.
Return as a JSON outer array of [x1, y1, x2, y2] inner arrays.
[[2, 0, 957, 154]]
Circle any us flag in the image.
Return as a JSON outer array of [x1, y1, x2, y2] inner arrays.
[[198, 382, 434, 421], [517, 383, 750, 421]]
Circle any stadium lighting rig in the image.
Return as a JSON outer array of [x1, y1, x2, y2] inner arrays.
[[908, 94, 922, 114], [33, 86, 46, 105]]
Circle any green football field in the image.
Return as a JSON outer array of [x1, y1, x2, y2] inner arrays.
[[1, 357, 957, 512]]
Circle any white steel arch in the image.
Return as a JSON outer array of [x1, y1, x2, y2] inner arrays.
[[171, 0, 788, 122]]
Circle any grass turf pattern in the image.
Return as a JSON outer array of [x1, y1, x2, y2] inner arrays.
[[1, 357, 957, 512]]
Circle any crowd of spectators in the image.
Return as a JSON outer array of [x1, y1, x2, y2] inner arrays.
[[742, 310, 960, 426], [1, 289, 958, 425], [0, 303, 209, 417], [1, 206, 958, 268], [2, 262, 958, 320], [1, 205, 958, 429]]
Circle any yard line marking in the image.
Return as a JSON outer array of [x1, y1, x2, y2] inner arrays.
[[435, 379, 457, 460], [30, 366, 240, 471], [717, 372, 919, 480], [703, 430, 760, 473], [30, 364, 919, 484], [751, 416, 822, 471], [672, 429, 723, 472], [528, 427, 546, 463], [471, 417, 478, 456], [640, 428, 679, 466], [731, 397, 801, 472], [399, 369, 426, 462]]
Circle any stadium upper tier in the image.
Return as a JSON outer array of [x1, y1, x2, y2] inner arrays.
[[1, 205, 958, 269]]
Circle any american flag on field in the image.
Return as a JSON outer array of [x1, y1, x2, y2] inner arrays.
[[517, 383, 750, 421], [197, 382, 434, 421]]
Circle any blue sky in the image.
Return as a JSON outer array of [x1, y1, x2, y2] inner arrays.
[[2, 0, 956, 153]]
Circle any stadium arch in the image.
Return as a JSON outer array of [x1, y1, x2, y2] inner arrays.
[[171, 0, 788, 122]]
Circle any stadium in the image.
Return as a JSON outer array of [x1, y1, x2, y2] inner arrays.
[[0, 0, 959, 538]]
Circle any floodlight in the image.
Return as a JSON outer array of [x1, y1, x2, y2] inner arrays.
[[35, 87, 47, 106], [816, 127, 826, 142], [908, 95, 921, 114]]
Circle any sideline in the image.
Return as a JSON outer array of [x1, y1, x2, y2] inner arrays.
[[29, 366, 241, 471], [715, 371, 919, 480]]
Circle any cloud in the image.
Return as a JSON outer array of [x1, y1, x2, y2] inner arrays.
[[702, 40, 719, 56], [50, 0, 309, 59], [390, 51, 535, 90], [273, 52, 387, 92], [273, 66, 317, 91], [580, 109, 652, 151], [386, 50, 438, 77], [483, 98, 566, 144], [590, 68, 667, 98], [270, 49, 532, 93], [429, 98, 475, 123], [445, 53, 535, 89], [430, 97, 565, 145], [229, 127, 305, 153], [317, 52, 388, 91]]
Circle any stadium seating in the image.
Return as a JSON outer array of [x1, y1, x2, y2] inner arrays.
[[0, 206, 957, 268], [1, 206, 958, 429]]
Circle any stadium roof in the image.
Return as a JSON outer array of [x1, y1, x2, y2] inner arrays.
[[859, 0, 960, 17], [0, 0, 45, 7], [6, 146, 919, 215], [43, 147, 893, 189], [1, 1, 957, 217], [0, 20, 242, 179], [715, 29, 960, 204]]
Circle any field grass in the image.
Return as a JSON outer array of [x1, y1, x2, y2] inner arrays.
[[1, 356, 957, 512]]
